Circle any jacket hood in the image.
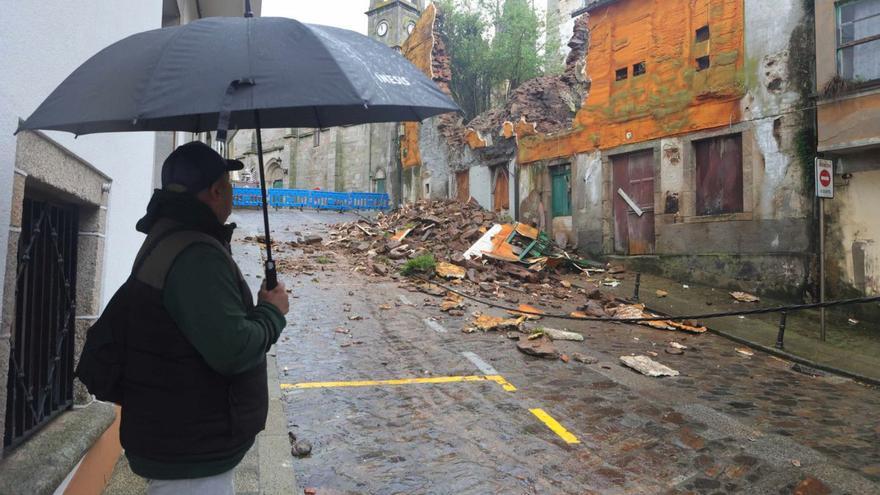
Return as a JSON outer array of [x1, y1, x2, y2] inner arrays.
[[136, 189, 235, 243]]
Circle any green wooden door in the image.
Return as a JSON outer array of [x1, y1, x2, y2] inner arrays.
[[375, 178, 386, 195], [551, 166, 572, 217]]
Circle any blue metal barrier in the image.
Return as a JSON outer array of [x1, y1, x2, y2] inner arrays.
[[232, 187, 390, 211]]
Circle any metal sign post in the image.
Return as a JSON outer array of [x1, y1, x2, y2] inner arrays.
[[816, 158, 834, 341]]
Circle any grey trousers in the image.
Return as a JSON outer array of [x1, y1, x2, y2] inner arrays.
[[146, 469, 234, 495]]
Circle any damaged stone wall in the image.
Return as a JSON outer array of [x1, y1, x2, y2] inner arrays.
[[573, 150, 604, 254], [396, 2, 589, 224], [554, 0, 816, 299], [399, 3, 457, 201], [519, 0, 747, 164], [545, 0, 584, 71], [466, 13, 590, 144], [399, 0, 818, 299]]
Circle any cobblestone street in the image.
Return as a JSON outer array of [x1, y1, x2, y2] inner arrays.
[[232, 209, 880, 495]]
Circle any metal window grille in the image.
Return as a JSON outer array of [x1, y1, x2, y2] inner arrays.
[[3, 197, 78, 449]]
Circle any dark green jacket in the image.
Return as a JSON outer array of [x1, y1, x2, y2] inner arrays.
[[123, 191, 285, 480]]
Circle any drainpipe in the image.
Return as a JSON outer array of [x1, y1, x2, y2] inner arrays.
[[368, 123, 373, 192], [513, 157, 520, 221], [394, 124, 403, 207]]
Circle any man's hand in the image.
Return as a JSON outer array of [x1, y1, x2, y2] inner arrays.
[[259, 281, 290, 315]]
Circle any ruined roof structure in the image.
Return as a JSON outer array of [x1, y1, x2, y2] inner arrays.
[[465, 13, 590, 144], [398, 3, 592, 166]]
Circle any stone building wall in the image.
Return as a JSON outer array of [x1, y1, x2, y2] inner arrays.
[[556, 0, 817, 299], [813, 0, 880, 320], [409, 0, 819, 299]]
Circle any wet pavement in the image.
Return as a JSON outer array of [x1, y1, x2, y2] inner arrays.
[[600, 272, 880, 382], [232, 209, 880, 495]]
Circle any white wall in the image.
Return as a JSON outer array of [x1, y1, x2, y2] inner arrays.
[[468, 165, 493, 211], [742, 0, 810, 221], [0, 1, 161, 307]]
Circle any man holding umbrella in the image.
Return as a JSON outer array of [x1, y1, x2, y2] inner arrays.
[[16, 4, 458, 493], [119, 140, 289, 493]]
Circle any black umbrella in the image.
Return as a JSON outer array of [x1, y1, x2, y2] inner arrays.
[[17, 2, 459, 288]]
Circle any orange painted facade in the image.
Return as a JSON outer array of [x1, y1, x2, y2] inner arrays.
[[401, 121, 422, 168], [465, 129, 487, 148], [399, 3, 437, 168], [518, 0, 745, 164], [502, 121, 515, 139]]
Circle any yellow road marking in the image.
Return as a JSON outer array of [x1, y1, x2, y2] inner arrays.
[[530, 408, 580, 444], [281, 374, 516, 392]]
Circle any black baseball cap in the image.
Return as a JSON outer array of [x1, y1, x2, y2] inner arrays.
[[161, 141, 244, 194]]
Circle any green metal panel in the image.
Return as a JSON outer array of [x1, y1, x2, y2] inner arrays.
[[551, 166, 571, 217], [375, 178, 386, 195]]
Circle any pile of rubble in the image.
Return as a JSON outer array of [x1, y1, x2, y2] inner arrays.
[[325, 199, 706, 336], [275, 199, 710, 377], [331, 199, 503, 265], [327, 199, 600, 296]]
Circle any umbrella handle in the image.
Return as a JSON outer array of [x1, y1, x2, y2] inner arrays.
[[265, 260, 278, 290]]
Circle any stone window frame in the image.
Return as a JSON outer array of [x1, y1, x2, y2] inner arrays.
[[0, 130, 110, 457], [680, 123, 755, 224]]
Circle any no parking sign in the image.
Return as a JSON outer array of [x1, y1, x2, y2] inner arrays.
[[816, 158, 834, 199]]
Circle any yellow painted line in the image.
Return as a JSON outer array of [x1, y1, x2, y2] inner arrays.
[[529, 408, 580, 444], [281, 374, 516, 392], [487, 375, 518, 392]]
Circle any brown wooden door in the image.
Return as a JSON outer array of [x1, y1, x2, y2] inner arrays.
[[493, 168, 509, 212], [613, 151, 655, 255], [456, 171, 469, 203]]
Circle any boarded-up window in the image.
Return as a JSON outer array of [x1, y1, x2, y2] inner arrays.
[[695, 134, 743, 216]]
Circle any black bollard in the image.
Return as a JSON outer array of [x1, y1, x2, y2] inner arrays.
[[633, 273, 641, 302], [775, 311, 787, 349]]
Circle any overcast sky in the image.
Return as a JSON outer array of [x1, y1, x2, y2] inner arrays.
[[262, 0, 369, 33]]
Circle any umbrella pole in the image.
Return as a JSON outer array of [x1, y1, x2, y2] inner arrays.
[[253, 109, 278, 289]]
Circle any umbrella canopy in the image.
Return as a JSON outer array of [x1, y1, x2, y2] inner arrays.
[[16, 13, 459, 289], [16, 16, 458, 135]]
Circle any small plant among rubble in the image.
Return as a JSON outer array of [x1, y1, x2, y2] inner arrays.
[[401, 254, 436, 276], [529, 328, 546, 340], [315, 256, 333, 265], [374, 255, 392, 265]]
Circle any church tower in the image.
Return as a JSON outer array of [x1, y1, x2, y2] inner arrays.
[[366, 1, 424, 50]]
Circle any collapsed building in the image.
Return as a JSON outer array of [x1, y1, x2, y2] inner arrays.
[[406, 0, 827, 303], [226, 0, 877, 314]]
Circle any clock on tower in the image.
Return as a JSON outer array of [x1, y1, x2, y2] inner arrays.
[[366, 0, 425, 50]]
